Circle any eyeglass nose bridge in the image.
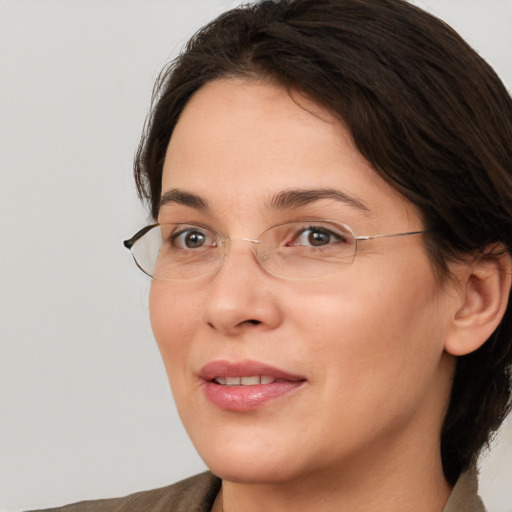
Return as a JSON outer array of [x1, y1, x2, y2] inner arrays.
[[213, 236, 271, 275]]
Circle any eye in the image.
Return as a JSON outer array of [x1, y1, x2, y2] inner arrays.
[[171, 227, 217, 249], [288, 224, 349, 248]]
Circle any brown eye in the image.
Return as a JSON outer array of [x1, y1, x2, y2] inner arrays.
[[307, 229, 331, 246], [293, 227, 343, 247], [185, 231, 205, 248], [172, 229, 211, 249]]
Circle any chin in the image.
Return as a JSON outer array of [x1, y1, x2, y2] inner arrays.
[[188, 428, 307, 484], [205, 455, 303, 485]]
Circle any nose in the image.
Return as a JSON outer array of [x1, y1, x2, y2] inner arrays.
[[201, 241, 283, 336]]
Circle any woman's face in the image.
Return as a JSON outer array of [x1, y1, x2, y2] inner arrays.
[[150, 79, 457, 484]]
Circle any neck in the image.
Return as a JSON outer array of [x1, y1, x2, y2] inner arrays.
[[215, 455, 450, 512], [213, 416, 452, 512]]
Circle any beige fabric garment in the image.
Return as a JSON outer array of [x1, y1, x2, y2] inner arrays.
[[443, 468, 486, 512], [28, 467, 485, 512]]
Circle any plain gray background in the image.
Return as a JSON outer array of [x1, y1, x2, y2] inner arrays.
[[1, 1, 511, 511]]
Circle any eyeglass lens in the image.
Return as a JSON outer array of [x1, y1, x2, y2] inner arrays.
[[129, 221, 357, 280]]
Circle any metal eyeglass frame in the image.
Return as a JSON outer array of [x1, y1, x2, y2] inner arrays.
[[123, 222, 428, 280]]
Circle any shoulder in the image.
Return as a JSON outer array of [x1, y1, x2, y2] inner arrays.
[[26, 472, 221, 512]]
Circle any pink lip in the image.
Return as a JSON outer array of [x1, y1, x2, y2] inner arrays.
[[199, 360, 307, 411]]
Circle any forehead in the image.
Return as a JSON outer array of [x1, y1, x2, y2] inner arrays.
[[164, 78, 344, 180], [161, 78, 416, 228]]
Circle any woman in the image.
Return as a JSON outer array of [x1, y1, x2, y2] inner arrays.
[[34, 0, 512, 510]]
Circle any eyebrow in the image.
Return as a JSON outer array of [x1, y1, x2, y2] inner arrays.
[[158, 186, 370, 215], [159, 188, 209, 211], [268, 188, 371, 213]]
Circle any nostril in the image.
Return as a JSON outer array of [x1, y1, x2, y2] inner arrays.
[[206, 319, 261, 330]]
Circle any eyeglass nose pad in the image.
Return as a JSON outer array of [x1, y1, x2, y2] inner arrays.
[[254, 244, 270, 262]]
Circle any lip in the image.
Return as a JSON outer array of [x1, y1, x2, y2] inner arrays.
[[199, 359, 307, 411]]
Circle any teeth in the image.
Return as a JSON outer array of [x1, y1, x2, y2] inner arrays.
[[213, 376, 276, 386], [241, 376, 260, 385]]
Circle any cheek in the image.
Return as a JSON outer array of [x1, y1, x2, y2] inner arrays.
[[149, 282, 201, 371], [297, 262, 448, 391]]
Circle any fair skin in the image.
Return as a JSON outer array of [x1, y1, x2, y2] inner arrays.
[[149, 78, 506, 512]]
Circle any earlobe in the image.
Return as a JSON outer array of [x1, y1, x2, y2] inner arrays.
[[445, 247, 512, 356]]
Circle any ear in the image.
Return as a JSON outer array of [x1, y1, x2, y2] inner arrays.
[[445, 247, 512, 356]]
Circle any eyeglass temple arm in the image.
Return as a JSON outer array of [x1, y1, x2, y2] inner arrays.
[[123, 223, 159, 249], [355, 230, 428, 241]]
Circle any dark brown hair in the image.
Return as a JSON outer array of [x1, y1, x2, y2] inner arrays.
[[134, 0, 512, 484]]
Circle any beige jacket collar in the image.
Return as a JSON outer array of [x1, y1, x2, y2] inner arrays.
[[443, 467, 486, 512]]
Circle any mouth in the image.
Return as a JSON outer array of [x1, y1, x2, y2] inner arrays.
[[213, 376, 288, 386], [199, 360, 307, 411]]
